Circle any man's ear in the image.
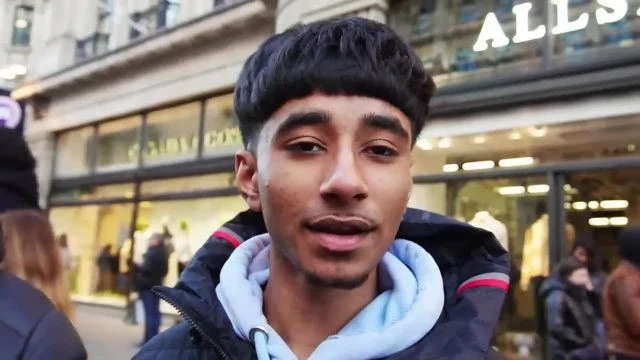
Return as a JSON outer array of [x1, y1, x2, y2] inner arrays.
[[235, 150, 261, 212]]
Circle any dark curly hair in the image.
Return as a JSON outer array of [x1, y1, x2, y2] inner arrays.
[[234, 17, 435, 150]]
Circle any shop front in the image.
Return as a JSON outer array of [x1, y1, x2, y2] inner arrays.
[[408, 113, 640, 358], [47, 92, 248, 309]]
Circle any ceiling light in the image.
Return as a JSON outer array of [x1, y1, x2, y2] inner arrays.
[[563, 184, 578, 195], [442, 164, 459, 172], [437, 137, 452, 149], [497, 186, 526, 195], [462, 160, 495, 171], [572, 201, 587, 211], [527, 184, 549, 194], [472, 136, 486, 144], [15, 19, 28, 28], [9, 64, 27, 76], [588, 201, 599, 210], [416, 139, 433, 150], [564, 202, 571, 210], [509, 131, 522, 140], [528, 126, 547, 137], [0, 68, 16, 80], [498, 157, 535, 167], [627, 144, 636, 152], [588, 217, 609, 227], [610, 217, 629, 227], [600, 200, 629, 209]]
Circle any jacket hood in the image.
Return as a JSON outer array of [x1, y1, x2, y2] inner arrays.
[[155, 208, 510, 359]]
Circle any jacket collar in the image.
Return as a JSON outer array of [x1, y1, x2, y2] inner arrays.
[[154, 208, 510, 359]]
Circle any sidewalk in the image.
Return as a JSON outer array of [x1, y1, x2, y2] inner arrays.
[[76, 304, 175, 360]]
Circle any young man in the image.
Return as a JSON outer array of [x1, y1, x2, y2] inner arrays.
[[135, 17, 509, 359]]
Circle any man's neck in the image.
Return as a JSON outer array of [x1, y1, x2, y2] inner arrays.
[[263, 253, 377, 359]]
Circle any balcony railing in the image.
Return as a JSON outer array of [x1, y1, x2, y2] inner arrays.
[[129, 0, 180, 41], [75, 32, 111, 63]]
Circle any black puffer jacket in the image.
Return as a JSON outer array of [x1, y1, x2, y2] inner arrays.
[[0, 271, 87, 359]]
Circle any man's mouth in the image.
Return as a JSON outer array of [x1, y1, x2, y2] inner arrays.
[[305, 216, 377, 235], [304, 215, 377, 252]]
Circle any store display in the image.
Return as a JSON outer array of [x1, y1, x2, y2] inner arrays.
[[519, 214, 576, 290], [469, 211, 509, 251]]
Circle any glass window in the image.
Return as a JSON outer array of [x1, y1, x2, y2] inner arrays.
[[415, 114, 640, 175], [140, 173, 235, 195], [203, 94, 243, 157], [96, 116, 141, 173], [411, 175, 551, 357], [389, 0, 544, 87], [49, 204, 133, 305], [11, 5, 34, 47], [50, 183, 135, 203], [136, 195, 247, 312], [551, 0, 640, 67], [564, 168, 640, 273], [143, 102, 200, 166], [55, 127, 94, 178]]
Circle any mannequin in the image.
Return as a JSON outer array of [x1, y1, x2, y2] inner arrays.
[[519, 213, 576, 290], [469, 211, 509, 251]]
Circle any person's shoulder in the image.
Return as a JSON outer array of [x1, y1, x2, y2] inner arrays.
[[0, 272, 53, 335], [133, 321, 219, 360], [22, 307, 87, 360]]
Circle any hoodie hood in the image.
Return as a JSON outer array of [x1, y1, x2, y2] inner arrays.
[[215, 234, 444, 360], [154, 208, 510, 359]]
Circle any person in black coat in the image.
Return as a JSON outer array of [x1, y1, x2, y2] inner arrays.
[[134, 233, 169, 344], [0, 127, 87, 359]]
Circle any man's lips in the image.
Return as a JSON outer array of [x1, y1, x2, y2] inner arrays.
[[304, 215, 377, 252]]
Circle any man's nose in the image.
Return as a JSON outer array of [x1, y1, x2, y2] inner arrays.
[[319, 150, 368, 202]]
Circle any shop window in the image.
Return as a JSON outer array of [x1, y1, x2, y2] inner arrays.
[[416, 114, 640, 175], [564, 168, 640, 273], [54, 127, 94, 178], [143, 102, 200, 166], [551, 0, 640, 67], [96, 116, 142, 173], [135, 195, 247, 312], [50, 183, 135, 203], [412, 176, 554, 357], [140, 173, 235, 195], [203, 94, 243, 157], [11, 5, 34, 47], [49, 203, 133, 305]]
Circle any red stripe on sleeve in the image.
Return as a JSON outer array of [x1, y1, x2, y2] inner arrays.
[[456, 279, 509, 296], [212, 230, 241, 248]]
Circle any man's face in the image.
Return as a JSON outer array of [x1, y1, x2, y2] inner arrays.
[[573, 246, 588, 264], [235, 94, 413, 289]]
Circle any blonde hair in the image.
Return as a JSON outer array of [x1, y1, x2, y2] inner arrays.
[[0, 210, 75, 320]]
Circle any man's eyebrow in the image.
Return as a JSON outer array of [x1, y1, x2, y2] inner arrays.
[[362, 113, 410, 140], [273, 111, 330, 139]]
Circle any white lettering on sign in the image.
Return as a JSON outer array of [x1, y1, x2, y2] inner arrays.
[[512, 2, 546, 44], [473, 0, 635, 52]]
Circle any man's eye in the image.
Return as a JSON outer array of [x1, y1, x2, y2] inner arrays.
[[286, 142, 323, 153], [367, 146, 398, 157]]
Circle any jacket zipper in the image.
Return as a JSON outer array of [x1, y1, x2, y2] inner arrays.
[[154, 290, 234, 360]]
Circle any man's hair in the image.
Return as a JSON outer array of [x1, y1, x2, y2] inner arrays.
[[234, 17, 435, 149]]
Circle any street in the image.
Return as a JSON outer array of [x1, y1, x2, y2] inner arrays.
[[76, 304, 174, 360]]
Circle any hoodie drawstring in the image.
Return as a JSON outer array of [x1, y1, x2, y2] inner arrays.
[[250, 327, 270, 360]]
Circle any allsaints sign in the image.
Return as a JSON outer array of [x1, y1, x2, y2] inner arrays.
[[473, 0, 636, 52]]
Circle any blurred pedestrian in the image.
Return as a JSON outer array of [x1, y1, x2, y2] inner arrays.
[[545, 257, 602, 360], [603, 226, 640, 360], [59, 233, 74, 288], [0, 127, 86, 359], [134, 233, 169, 345]]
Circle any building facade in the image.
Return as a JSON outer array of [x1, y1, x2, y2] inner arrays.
[[11, 0, 640, 357]]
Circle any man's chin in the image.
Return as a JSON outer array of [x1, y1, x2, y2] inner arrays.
[[303, 270, 370, 290]]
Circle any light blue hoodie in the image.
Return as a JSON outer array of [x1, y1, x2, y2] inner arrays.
[[215, 233, 444, 360]]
